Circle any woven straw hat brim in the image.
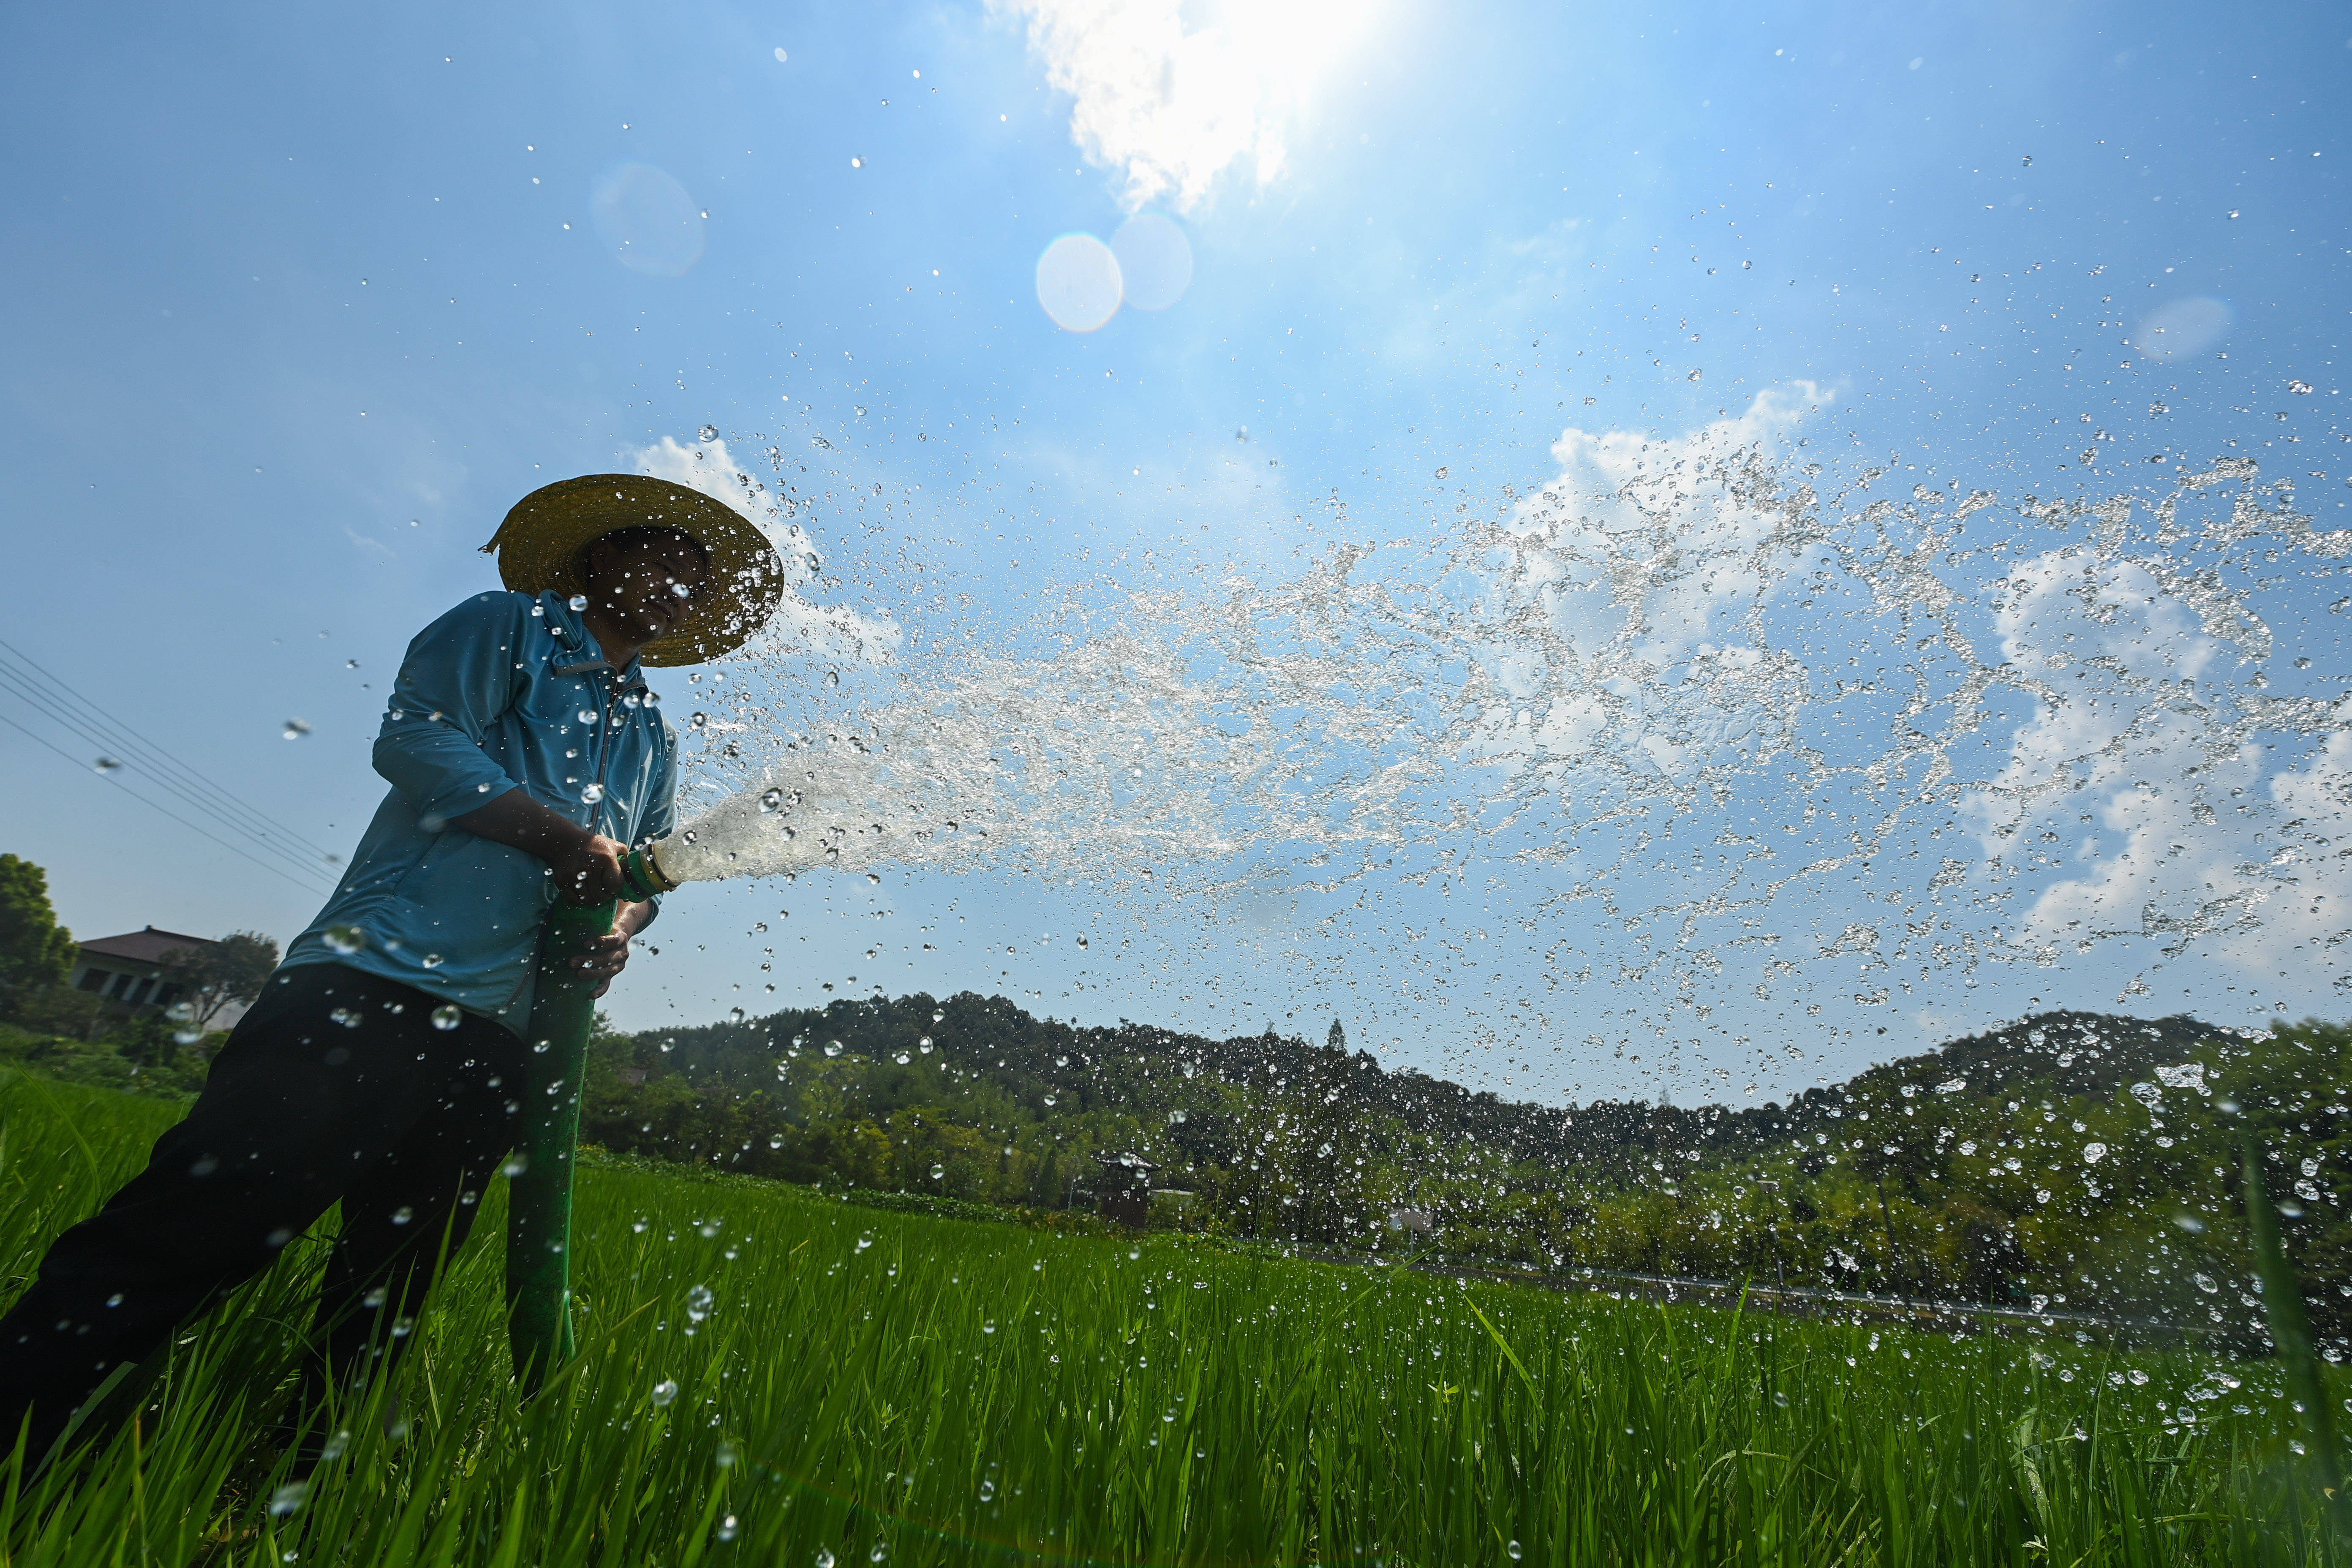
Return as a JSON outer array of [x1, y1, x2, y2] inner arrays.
[[482, 474, 786, 667]]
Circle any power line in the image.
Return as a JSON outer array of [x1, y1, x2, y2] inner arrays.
[[0, 675, 340, 888], [0, 709, 337, 897], [0, 637, 342, 863], [0, 637, 348, 884]]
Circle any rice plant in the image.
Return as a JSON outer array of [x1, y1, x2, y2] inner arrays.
[[3, 1073, 2338, 1566]]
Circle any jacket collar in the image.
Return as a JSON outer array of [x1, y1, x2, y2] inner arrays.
[[539, 591, 651, 694]]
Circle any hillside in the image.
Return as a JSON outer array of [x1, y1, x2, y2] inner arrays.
[[592, 995, 2219, 1187], [584, 996, 2344, 1344]]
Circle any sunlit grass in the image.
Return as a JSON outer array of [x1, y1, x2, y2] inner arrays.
[[2, 1072, 2337, 1566]]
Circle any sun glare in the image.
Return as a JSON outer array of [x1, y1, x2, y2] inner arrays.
[[1007, 0, 1384, 212]]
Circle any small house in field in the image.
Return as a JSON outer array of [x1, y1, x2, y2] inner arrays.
[[69, 928, 250, 1025], [1092, 1152, 1159, 1228]]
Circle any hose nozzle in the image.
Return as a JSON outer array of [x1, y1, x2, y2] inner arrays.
[[620, 840, 680, 902]]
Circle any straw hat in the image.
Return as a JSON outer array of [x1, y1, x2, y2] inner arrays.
[[482, 474, 785, 667]]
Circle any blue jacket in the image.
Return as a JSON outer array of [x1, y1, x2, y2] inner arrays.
[[282, 590, 678, 1033]]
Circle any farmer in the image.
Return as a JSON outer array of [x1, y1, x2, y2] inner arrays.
[[0, 474, 782, 1465]]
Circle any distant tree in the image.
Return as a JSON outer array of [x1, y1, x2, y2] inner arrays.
[[0, 854, 76, 1012], [157, 931, 279, 1029], [1327, 1018, 1346, 1051], [11, 984, 98, 1040]]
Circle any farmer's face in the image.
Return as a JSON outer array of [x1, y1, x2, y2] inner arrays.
[[584, 535, 710, 645]]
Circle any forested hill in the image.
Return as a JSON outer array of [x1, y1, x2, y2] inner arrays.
[[593, 995, 2349, 1339], [604, 993, 2220, 1175]]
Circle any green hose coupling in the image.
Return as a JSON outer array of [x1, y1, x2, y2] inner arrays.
[[619, 840, 678, 903]]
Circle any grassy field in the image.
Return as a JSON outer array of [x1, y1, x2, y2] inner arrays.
[[0, 1072, 2341, 1566]]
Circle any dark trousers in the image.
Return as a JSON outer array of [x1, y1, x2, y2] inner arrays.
[[0, 963, 525, 1461]]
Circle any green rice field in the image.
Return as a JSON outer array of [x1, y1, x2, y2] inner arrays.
[[2, 1073, 2341, 1566]]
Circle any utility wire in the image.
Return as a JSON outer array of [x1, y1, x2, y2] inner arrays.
[[0, 637, 343, 862], [0, 675, 338, 888], [0, 637, 348, 882], [0, 709, 337, 896]]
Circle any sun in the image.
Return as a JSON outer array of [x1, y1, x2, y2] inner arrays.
[[1009, 0, 1388, 212]]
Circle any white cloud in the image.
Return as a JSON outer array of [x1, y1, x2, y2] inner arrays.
[[1468, 383, 1833, 782], [994, 0, 1375, 212], [1971, 545, 2352, 981], [627, 435, 898, 662]]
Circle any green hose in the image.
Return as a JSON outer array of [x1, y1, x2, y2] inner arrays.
[[506, 897, 613, 1390], [506, 847, 674, 1392]]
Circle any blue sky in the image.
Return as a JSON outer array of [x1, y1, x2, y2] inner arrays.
[[3, 0, 2347, 1105]]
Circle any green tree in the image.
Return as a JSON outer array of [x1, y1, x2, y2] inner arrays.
[[0, 854, 76, 1014], [157, 931, 279, 1029]]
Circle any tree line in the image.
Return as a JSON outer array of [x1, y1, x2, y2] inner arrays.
[[579, 992, 2345, 1350]]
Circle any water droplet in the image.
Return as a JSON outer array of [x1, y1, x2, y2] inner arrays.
[[982, 1318, 997, 1334], [816, 1554, 836, 1568], [869, 1547, 888, 1564], [569, 594, 589, 611], [431, 1004, 463, 1031], [856, 1233, 873, 1251], [323, 924, 367, 955], [2194, 1273, 2219, 1294], [282, 717, 312, 740], [930, 1163, 945, 1179], [651, 1378, 680, 1406], [717, 1513, 739, 1539], [850, 155, 864, 169], [268, 1482, 307, 1516], [390, 1206, 414, 1225], [581, 783, 606, 805], [1508, 1544, 1523, 1561], [2082, 1142, 2107, 1163], [686, 1283, 714, 1321], [93, 756, 121, 773], [978, 1478, 997, 1501], [825, 1040, 843, 1057], [918, 1036, 934, 1052], [699, 424, 719, 441]]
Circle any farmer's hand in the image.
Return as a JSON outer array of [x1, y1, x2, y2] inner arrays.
[[452, 789, 624, 906], [577, 900, 654, 997], [549, 832, 627, 908]]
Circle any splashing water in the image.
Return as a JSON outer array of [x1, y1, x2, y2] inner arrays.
[[656, 388, 2349, 1062]]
